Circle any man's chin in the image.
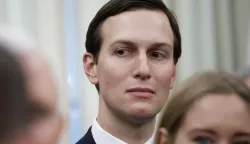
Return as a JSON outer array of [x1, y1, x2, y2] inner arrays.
[[130, 103, 160, 114], [127, 108, 158, 123]]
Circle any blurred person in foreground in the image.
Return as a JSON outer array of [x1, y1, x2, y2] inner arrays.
[[156, 71, 250, 144], [236, 66, 250, 87], [78, 0, 182, 144], [0, 26, 63, 144]]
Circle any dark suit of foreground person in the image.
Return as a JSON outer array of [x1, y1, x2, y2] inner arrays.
[[0, 26, 63, 144], [77, 0, 182, 144]]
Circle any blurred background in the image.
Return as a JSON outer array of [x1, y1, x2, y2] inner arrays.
[[0, 0, 249, 144]]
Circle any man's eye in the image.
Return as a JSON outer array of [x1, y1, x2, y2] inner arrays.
[[116, 49, 131, 56], [150, 52, 166, 59], [193, 136, 213, 144]]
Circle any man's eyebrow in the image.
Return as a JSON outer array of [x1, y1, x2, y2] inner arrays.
[[110, 40, 172, 50], [110, 40, 136, 47], [150, 42, 172, 50]]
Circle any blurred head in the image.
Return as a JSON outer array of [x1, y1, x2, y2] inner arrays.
[[236, 66, 250, 87], [17, 51, 63, 144], [83, 0, 181, 124], [0, 26, 62, 144], [157, 71, 250, 144]]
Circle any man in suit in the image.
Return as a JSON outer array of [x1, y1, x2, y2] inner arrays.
[[0, 26, 63, 144], [78, 0, 182, 144]]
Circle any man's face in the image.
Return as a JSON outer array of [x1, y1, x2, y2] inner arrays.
[[85, 9, 176, 122]]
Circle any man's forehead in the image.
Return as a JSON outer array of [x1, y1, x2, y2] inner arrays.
[[102, 9, 170, 29], [101, 10, 173, 46]]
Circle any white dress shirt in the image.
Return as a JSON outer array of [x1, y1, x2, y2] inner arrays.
[[91, 119, 154, 144]]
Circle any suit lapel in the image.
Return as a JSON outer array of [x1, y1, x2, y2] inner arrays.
[[76, 127, 96, 144]]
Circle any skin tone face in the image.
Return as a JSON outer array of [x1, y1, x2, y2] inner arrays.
[[159, 93, 250, 144], [12, 51, 63, 144], [84, 9, 176, 124]]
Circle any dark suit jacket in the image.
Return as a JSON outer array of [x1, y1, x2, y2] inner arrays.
[[76, 127, 96, 144]]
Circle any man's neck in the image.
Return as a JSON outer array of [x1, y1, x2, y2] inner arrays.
[[97, 102, 156, 144]]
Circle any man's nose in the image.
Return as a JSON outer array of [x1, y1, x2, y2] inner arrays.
[[132, 53, 151, 81]]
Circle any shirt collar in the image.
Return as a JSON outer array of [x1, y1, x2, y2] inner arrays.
[[91, 119, 154, 144]]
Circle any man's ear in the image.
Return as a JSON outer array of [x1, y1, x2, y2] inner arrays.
[[170, 65, 176, 89], [83, 52, 98, 85], [157, 127, 168, 144]]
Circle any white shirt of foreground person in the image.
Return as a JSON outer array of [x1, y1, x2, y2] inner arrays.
[[92, 119, 154, 144]]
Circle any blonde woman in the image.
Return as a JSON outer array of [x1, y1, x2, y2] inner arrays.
[[156, 71, 250, 144]]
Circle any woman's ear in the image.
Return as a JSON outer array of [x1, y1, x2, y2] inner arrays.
[[157, 127, 168, 144]]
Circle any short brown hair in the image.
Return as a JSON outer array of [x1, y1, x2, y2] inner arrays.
[[157, 70, 250, 143]]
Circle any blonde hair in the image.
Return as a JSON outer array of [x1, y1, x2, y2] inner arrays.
[[157, 70, 250, 143]]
